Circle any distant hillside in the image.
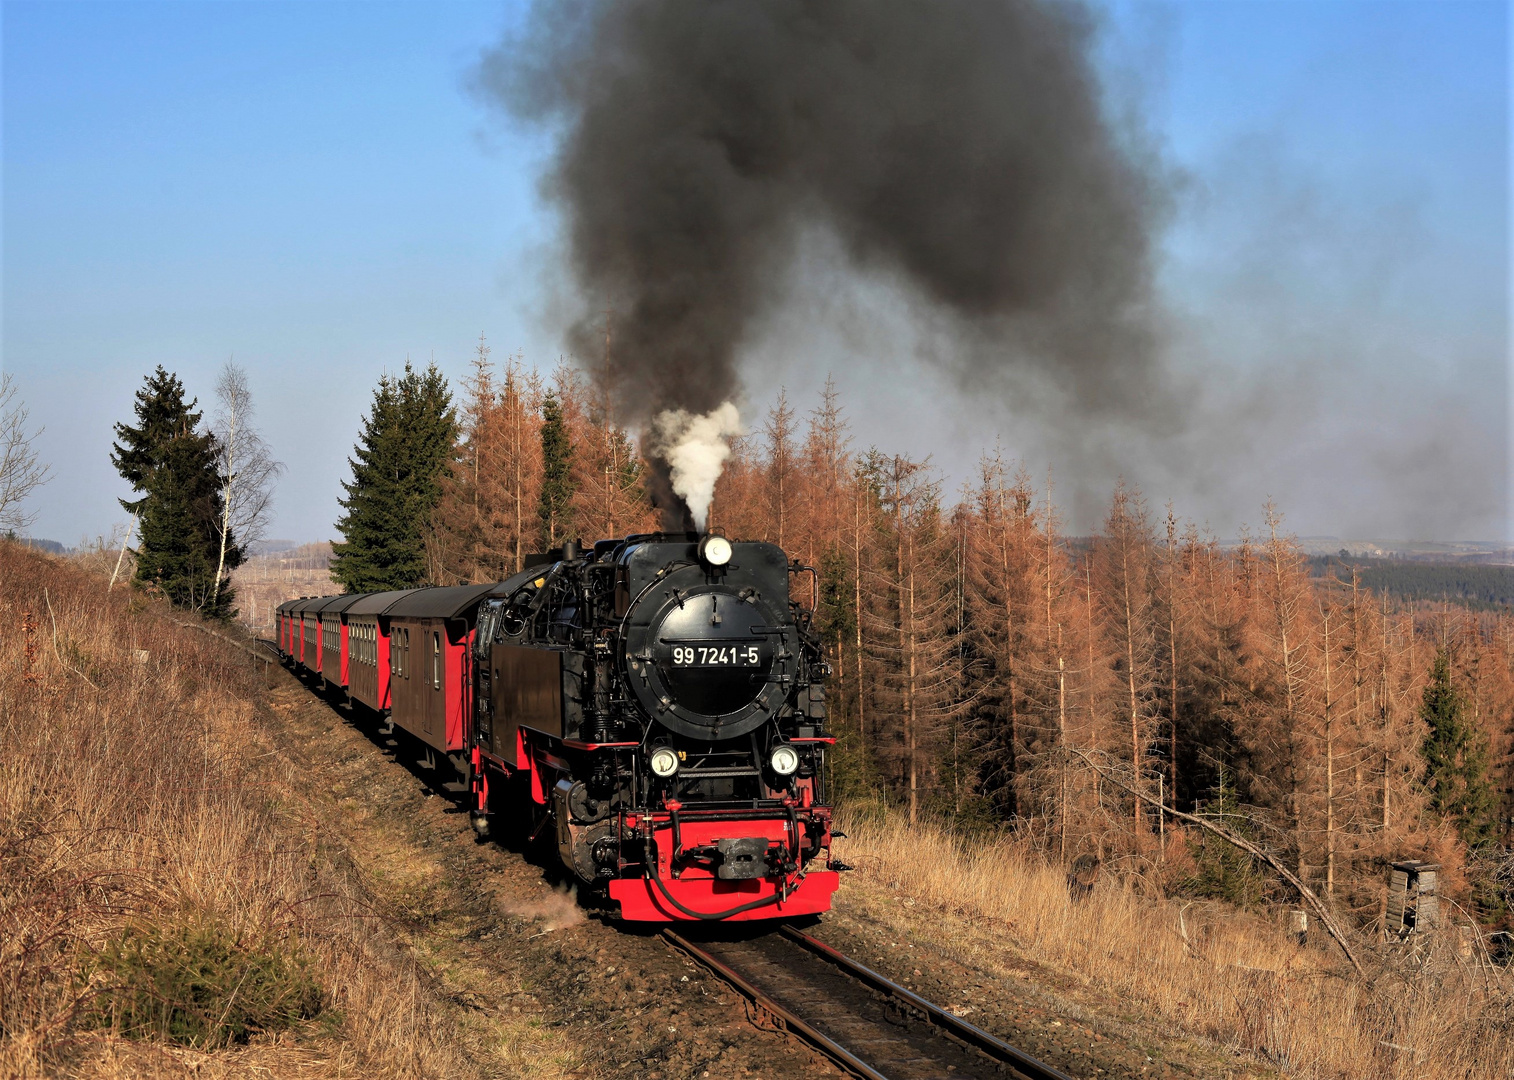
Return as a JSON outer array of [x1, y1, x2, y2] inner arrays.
[[1308, 555, 1514, 611], [231, 541, 337, 631]]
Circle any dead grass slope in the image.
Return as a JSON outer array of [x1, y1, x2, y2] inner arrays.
[[833, 810, 1514, 1079], [0, 541, 572, 1079]]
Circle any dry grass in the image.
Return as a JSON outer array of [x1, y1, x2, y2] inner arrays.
[[0, 541, 568, 1078], [833, 809, 1514, 1080]]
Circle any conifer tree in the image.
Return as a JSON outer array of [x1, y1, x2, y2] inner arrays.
[[862, 455, 962, 824], [763, 389, 798, 549], [963, 453, 1046, 819], [332, 362, 456, 592], [1245, 504, 1320, 882], [572, 365, 653, 542], [1421, 648, 1497, 848], [1092, 482, 1162, 852], [427, 338, 494, 585], [111, 366, 240, 617], [799, 377, 852, 570], [537, 391, 575, 547], [501, 358, 545, 571]]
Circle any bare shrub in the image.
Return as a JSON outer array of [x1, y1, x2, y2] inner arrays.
[[0, 372, 50, 531]]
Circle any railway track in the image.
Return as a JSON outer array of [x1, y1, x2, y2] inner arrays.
[[664, 925, 1076, 1080]]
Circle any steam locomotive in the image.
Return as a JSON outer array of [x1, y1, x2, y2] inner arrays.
[[276, 533, 840, 922]]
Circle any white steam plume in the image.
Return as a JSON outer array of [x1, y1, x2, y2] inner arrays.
[[650, 402, 744, 530]]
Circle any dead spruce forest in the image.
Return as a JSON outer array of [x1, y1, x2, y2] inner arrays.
[[405, 346, 1514, 930]]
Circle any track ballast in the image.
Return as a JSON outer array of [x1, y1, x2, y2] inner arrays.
[[665, 925, 1077, 1080]]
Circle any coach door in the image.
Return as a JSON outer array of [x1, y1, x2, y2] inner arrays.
[[426, 623, 445, 745]]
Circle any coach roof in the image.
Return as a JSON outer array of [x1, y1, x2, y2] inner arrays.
[[383, 583, 500, 620], [289, 595, 340, 616], [319, 593, 366, 616], [343, 588, 421, 617]]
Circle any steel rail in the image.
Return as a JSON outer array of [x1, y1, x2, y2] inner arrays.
[[663, 926, 1077, 1080], [662, 928, 891, 1080], [780, 926, 1075, 1080]]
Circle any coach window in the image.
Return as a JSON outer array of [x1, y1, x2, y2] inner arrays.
[[432, 632, 441, 690]]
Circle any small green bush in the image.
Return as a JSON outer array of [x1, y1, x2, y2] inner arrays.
[[1176, 769, 1268, 910], [79, 914, 322, 1047]]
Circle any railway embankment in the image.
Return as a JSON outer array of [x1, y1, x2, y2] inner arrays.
[[0, 542, 581, 1078]]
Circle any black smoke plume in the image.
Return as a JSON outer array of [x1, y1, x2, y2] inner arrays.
[[480, 0, 1169, 527]]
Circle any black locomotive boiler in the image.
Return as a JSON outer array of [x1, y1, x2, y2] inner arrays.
[[278, 533, 841, 922]]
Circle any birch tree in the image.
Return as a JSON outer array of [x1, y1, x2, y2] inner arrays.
[[211, 362, 283, 609]]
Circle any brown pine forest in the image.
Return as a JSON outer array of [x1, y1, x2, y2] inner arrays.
[[425, 345, 1514, 925]]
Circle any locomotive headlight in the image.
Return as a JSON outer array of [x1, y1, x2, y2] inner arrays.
[[698, 534, 733, 567], [649, 746, 681, 778], [769, 744, 800, 777]]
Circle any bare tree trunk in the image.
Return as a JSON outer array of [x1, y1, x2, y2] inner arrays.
[[513, 388, 523, 573], [908, 558, 918, 826], [1351, 571, 1364, 841], [1323, 606, 1335, 897], [1266, 510, 1307, 882], [213, 385, 240, 610], [1058, 636, 1068, 859], [854, 483, 866, 739], [1085, 562, 1096, 735], [896, 464, 912, 823], [1001, 510, 1018, 797], [1122, 543, 1142, 846], [1381, 592, 1392, 830]]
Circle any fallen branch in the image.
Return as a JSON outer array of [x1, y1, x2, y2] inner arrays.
[[107, 514, 136, 591], [1069, 747, 1366, 978]]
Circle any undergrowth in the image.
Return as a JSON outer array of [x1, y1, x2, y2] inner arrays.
[[79, 914, 323, 1047], [834, 805, 1514, 1079]]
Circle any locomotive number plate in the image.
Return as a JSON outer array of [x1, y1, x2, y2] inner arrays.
[[671, 644, 761, 666]]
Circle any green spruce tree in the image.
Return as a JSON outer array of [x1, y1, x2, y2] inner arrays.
[[332, 362, 456, 592], [1180, 765, 1267, 908], [111, 367, 241, 618], [1420, 649, 1497, 848], [537, 391, 575, 547]]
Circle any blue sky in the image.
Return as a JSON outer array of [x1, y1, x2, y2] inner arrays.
[[3, 0, 1508, 545]]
